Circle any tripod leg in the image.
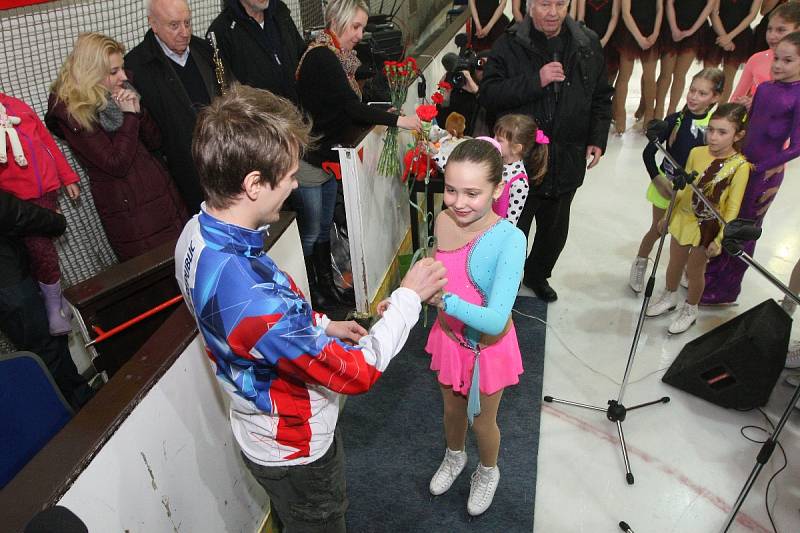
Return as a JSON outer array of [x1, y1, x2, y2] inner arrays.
[[626, 397, 671, 412], [718, 382, 800, 532], [543, 396, 607, 412], [616, 421, 634, 485], [718, 464, 764, 533]]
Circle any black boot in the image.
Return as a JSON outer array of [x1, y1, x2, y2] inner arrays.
[[313, 241, 355, 306], [304, 255, 335, 311]]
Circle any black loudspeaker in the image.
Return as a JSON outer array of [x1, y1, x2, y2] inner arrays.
[[366, 28, 404, 61], [662, 299, 791, 409]]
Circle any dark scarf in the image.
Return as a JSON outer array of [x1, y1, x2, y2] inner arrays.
[[98, 81, 139, 132]]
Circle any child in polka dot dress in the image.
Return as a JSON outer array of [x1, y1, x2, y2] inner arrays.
[[431, 113, 549, 226]]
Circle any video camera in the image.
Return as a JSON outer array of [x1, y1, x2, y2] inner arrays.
[[441, 33, 488, 90]]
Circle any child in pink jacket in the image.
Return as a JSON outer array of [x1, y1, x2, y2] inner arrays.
[[0, 93, 80, 335]]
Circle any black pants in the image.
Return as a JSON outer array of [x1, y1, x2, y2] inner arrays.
[[516, 190, 577, 283], [242, 430, 348, 533], [0, 277, 92, 410]]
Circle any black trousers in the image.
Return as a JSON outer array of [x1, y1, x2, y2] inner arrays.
[[242, 429, 348, 533], [516, 189, 577, 283], [0, 277, 92, 410]]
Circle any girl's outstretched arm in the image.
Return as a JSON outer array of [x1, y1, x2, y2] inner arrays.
[[442, 226, 527, 336]]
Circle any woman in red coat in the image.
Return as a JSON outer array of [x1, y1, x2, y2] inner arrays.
[[46, 32, 187, 262]]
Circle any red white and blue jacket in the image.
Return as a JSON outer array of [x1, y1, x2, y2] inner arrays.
[[175, 208, 421, 466]]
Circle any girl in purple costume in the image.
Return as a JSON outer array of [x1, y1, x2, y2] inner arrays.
[[702, 31, 800, 304]]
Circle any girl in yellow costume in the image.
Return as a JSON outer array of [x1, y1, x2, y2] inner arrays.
[[646, 103, 750, 334]]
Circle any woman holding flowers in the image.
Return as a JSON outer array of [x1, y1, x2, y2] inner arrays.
[[295, 0, 421, 313]]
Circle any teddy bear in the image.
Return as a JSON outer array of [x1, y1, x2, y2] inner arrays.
[[0, 102, 28, 167]]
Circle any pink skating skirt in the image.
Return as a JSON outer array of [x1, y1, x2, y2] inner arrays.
[[426, 320, 524, 396]]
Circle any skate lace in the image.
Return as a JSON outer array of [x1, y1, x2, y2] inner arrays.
[[436, 453, 461, 483], [675, 304, 695, 324], [632, 260, 646, 285], [470, 468, 495, 504]]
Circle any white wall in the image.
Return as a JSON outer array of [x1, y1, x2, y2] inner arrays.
[[339, 29, 464, 311], [57, 221, 307, 532]]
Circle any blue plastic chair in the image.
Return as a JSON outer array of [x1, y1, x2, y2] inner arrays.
[[0, 351, 73, 489]]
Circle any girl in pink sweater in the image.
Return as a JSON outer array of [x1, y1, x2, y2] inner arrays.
[[730, 1, 800, 107]]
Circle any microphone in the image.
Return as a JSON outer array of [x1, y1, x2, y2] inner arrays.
[[417, 74, 427, 102], [723, 218, 762, 243], [547, 35, 563, 94], [645, 119, 670, 142], [618, 521, 634, 533]]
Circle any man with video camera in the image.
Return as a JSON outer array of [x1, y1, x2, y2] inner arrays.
[[439, 34, 491, 136], [480, 0, 613, 302]]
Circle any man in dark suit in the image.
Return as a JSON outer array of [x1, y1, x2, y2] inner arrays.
[[480, 0, 613, 302], [126, 0, 230, 213], [207, 0, 306, 103]]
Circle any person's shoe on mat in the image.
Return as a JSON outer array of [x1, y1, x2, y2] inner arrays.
[[524, 277, 557, 302], [467, 463, 500, 516], [429, 448, 467, 496]]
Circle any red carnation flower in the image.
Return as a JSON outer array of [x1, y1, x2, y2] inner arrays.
[[431, 91, 444, 105], [438, 80, 452, 91], [416, 104, 438, 122]]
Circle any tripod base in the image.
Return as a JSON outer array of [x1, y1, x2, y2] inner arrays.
[[543, 395, 670, 484]]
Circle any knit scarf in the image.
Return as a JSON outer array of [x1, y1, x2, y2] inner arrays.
[[296, 29, 362, 99], [97, 82, 139, 132]]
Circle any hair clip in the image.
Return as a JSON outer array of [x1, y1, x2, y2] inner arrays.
[[476, 136, 503, 154], [535, 130, 550, 145], [741, 112, 748, 124]]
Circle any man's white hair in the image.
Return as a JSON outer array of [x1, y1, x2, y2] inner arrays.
[[144, 0, 190, 17]]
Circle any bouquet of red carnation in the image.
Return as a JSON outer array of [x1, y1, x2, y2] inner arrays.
[[416, 104, 438, 122], [377, 57, 419, 178], [430, 80, 452, 106], [399, 104, 439, 187], [402, 144, 438, 183]]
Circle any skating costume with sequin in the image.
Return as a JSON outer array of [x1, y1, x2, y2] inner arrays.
[[668, 146, 749, 248], [703, 79, 800, 303], [426, 218, 525, 418]]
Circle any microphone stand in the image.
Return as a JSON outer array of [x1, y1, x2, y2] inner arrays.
[[542, 130, 678, 485], [629, 131, 800, 530]]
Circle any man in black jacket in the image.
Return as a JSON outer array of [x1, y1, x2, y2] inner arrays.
[[126, 0, 230, 213], [0, 191, 92, 410], [480, 0, 613, 302], [206, 0, 305, 103]]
